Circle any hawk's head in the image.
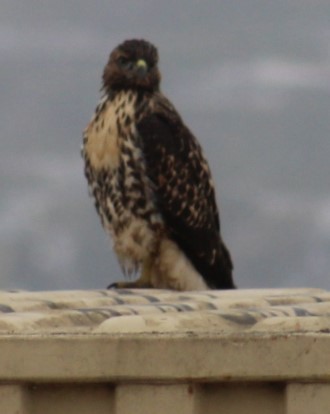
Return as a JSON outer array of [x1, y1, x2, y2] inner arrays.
[[103, 39, 161, 93]]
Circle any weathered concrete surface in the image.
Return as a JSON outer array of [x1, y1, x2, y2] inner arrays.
[[0, 288, 329, 413], [0, 287, 329, 334]]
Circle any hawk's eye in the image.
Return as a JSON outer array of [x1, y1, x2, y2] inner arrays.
[[118, 56, 130, 68]]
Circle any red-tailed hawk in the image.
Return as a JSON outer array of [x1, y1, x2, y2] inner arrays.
[[82, 39, 235, 290]]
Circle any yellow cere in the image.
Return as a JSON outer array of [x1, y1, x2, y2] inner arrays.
[[136, 59, 147, 68]]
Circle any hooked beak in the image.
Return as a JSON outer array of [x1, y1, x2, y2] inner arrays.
[[135, 59, 148, 77]]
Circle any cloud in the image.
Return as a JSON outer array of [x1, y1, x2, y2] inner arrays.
[[176, 57, 330, 112]]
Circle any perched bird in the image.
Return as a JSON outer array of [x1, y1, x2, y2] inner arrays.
[[82, 39, 235, 290]]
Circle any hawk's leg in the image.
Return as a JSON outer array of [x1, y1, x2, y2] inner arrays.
[[107, 257, 153, 289]]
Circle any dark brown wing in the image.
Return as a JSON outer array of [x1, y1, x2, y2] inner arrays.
[[137, 97, 234, 289]]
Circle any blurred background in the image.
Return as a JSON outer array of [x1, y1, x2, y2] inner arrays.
[[1, 1, 330, 290]]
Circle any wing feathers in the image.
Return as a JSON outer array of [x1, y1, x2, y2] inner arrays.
[[137, 106, 234, 289]]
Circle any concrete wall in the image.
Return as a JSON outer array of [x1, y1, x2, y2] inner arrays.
[[0, 288, 329, 413]]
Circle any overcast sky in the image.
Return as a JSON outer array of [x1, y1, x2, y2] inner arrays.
[[1, 1, 330, 290]]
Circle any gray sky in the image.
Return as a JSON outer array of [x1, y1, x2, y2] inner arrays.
[[1, 1, 330, 290]]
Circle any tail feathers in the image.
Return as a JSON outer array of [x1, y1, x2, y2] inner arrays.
[[202, 241, 235, 290]]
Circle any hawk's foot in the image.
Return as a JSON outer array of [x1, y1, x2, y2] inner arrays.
[[107, 257, 154, 289]]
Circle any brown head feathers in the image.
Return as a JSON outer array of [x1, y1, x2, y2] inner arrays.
[[102, 39, 161, 94]]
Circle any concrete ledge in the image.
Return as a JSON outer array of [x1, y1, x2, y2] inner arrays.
[[0, 288, 329, 413], [0, 333, 329, 383]]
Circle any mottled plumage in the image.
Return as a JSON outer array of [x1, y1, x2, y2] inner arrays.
[[82, 39, 235, 290]]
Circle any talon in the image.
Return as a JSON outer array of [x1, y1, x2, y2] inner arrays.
[[107, 282, 119, 289], [107, 280, 153, 289]]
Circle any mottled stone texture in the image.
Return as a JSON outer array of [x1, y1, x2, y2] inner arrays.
[[0, 288, 329, 413]]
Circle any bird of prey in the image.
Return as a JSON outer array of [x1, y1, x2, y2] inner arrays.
[[82, 39, 235, 290]]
